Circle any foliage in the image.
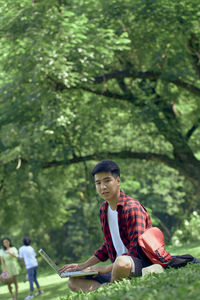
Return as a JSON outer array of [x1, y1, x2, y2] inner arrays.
[[0, 0, 200, 261], [171, 211, 200, 245], [66, 264, 200, 300]]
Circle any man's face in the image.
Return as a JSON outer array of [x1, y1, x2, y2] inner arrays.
[[94, 171, 120, 202]]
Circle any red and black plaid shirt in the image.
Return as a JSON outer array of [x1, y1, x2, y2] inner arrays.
[[94, 191, 152, 263]]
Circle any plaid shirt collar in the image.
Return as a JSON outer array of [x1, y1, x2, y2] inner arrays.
[[117, 190, 127, 207], [103, 190, 126, 210]]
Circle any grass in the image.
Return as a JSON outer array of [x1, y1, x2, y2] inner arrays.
[[0, 270, 69, 300], [67, 263, 200, 300], [0, 243, 200, 300]]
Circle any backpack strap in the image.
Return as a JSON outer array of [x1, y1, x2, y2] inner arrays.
[[166, 254, 200, 269]]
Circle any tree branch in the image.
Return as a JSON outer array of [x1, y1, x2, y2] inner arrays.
[[187, 34, 200, 79], [42, 151, 177, 170], [186, 118, 200, 141], [0, 179, 4, 192], [81, 87, 136, 103], [94, 70, 200, 96], [47, 69, 200, 96], [171, 78, 200, 96], [1, 151, 176, 171], [94, 70, 159, 83], [2, 150, 199, 189]]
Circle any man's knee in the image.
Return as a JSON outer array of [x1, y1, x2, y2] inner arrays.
[[114, 256, 132, 272], [67, 278, 78, 291]]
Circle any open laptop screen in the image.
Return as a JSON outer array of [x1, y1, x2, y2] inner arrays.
[[38, 249, 98, 278]]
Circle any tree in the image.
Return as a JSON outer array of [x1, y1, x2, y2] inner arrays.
[[0, 0, 200, 257]]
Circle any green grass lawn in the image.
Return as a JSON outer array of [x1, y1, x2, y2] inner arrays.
[[1, 243, 200, 300], [0, 270, 69, 300]]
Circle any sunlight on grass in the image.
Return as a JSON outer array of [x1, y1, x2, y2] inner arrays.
[[0, 272, 70, 300], [166, 242, 200, 258]]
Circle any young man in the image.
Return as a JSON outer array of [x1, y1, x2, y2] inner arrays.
[[19, 237, 43, 300], [59, 160, 161, 292]]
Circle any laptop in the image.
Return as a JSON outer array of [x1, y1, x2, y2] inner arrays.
[[38, 249, 98, 278]]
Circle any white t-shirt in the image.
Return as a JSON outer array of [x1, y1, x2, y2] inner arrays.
[[19, 245, 38, 269], [107, 205, 128, 257]]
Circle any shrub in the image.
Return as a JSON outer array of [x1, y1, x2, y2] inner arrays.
[[172, 211, 200, 245]]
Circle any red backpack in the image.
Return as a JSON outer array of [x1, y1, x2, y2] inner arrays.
[[138, 227, 172, 267]]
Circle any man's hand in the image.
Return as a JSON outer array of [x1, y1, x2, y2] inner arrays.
[[58, 263, 112, 275], [58, 263, 85, 274]]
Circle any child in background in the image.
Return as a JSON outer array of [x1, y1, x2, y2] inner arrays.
[[19, 237, 43, 300]]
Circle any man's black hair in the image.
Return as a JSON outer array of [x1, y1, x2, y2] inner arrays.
[[91, 160, 120, 178], [23, 237, 31, 246]]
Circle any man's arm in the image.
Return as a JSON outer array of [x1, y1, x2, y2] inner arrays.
[[59, 255, 113, 275], [93, 242, 109, 262], [85, 263, 113, 274], [79, 255, 100, 269], [123, 204, 152, 258], [21, 258, 25, 266], [18, 249, 26, 267], [58, 255, 100, 274]]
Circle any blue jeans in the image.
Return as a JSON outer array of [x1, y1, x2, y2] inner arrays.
[[27, 266, 39, 292]]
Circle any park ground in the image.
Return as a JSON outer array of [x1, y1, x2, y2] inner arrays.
[[0, 243, 200, 300]]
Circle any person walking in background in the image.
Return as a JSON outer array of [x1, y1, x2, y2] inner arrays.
[[0, 237, 20, 300], [19, 237, 43, 300]]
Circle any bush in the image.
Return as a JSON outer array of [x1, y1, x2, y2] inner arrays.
[[171, 211, 200, 245]]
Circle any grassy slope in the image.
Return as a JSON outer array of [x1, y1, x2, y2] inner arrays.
[[0, 243, 200, 300]]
